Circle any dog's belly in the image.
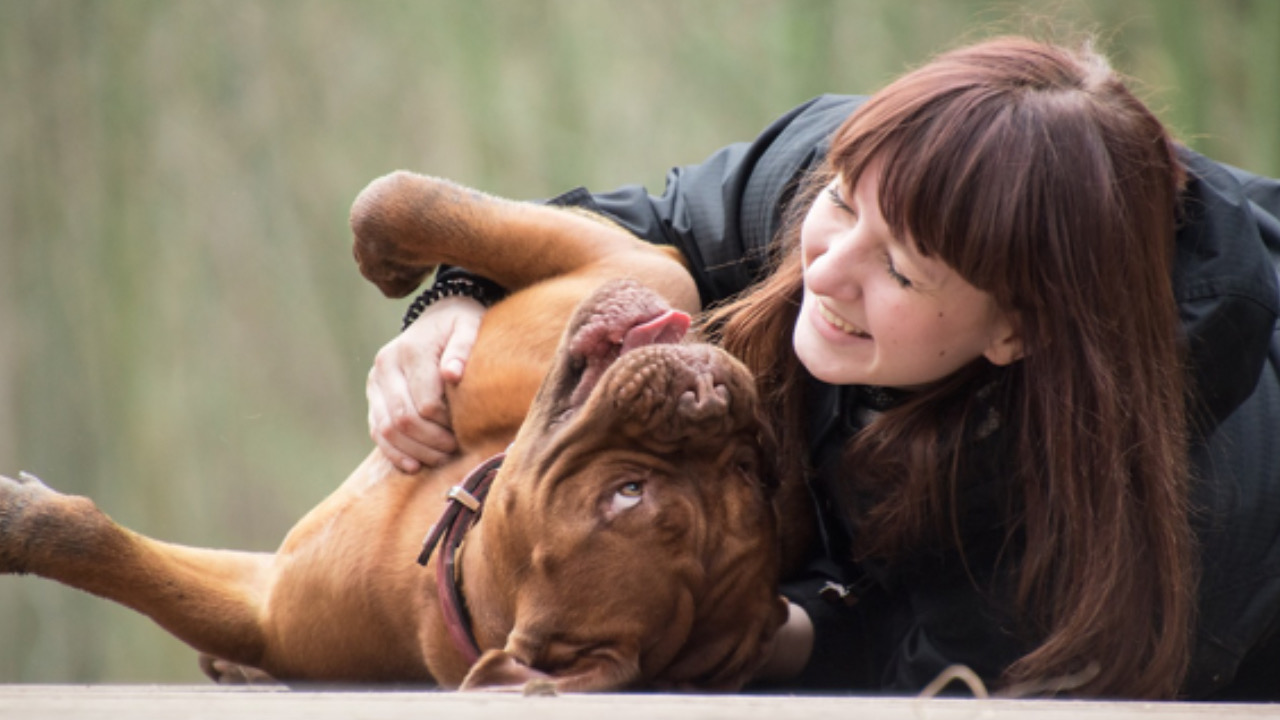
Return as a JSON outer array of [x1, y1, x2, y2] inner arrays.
[[257, 451, 457, 682]]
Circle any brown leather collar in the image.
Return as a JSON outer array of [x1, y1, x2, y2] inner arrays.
[[418, 452, 505, 666]]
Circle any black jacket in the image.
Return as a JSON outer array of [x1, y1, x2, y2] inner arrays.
[[549, 95, 1280, 697]]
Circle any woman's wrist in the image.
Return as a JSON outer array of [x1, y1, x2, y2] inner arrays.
[[401, 267, 506, 331]]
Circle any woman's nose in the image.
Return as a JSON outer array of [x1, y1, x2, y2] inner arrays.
[[806, 230, 865, 299]]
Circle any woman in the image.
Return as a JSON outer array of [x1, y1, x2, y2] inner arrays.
[[366, 38, 1280, 698]]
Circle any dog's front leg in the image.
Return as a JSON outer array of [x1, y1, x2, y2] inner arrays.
[[348, 172, 697, 313]]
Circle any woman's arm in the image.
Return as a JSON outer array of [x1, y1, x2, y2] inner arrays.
[[548, 94, 860, 306], [1173, 149, 1280, 435]]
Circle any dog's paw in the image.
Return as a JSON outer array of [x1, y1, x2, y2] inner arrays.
[[350, 172, 505, 298], [0, 471, 57, 573], [522, 678, 559, 697], [350, 172, 435, 298], [199, 654, 280, 685], [2, 471, 51, 491]]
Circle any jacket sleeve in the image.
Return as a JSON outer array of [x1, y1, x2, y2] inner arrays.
[[879, 578, 1029, 693], [546, 95, 861, 307], [1219, 161, 1280, 263], [1173, 149, 1280, 434], [779, 556, 1029, 693]]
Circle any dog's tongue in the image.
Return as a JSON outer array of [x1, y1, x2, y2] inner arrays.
[[621, 309, 691, 353]]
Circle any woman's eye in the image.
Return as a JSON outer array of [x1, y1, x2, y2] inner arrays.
[[827, 184, 855, 215], [610, 482, 644, 514], [824, 183, 855, 213], [886, 255, 913, 289]]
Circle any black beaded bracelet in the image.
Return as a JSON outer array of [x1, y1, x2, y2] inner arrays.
[[401, 270, 507, 331]]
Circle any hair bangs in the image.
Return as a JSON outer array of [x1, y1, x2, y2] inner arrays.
[[824, 43, 1144, 329], [826, 79, 1044, 311]]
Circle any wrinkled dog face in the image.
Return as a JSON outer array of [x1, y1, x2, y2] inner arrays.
[[465, 280, 786, 692]]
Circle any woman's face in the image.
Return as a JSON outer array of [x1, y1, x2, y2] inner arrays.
[[794, 165, 1022, 389]]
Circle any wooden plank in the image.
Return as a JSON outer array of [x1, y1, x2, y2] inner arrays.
[[1, 686, 1278, 720]]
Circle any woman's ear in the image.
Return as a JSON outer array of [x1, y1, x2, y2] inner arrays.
[[983, 311, 1024, 367]]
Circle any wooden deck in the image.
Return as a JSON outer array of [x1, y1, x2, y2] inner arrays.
[[2, 685, 1278, 719]]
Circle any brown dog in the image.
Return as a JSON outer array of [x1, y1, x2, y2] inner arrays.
[[0, 172, 789, 691]]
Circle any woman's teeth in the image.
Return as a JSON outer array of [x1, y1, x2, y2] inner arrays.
[[819, 301, 870, 338]]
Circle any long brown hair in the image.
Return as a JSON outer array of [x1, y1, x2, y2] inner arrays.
[[705, 37, 1193, 698]]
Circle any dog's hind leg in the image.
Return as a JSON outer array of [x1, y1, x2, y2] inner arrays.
[[0, 472, 273, 671]]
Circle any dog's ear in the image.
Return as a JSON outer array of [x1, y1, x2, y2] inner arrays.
[[463, 645, 644, 693], [459, 649, 551, 691]]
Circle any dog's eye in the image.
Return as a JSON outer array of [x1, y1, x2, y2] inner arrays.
[[610, 481, 644, 513]]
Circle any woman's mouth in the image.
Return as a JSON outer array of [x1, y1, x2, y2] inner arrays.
[[817, 299, 871, 338]]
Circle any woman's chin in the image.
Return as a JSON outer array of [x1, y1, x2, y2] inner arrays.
[[793, 325, 869, 386]]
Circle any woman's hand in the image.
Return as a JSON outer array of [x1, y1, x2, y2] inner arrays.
[[755, 600, 815, 683], [366, 296, 486, 473]]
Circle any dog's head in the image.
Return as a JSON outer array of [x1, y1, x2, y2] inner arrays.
[[463, 279, 786, 692]]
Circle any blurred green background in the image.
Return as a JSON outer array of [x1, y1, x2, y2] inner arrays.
[[1, 0, 1277, 684]]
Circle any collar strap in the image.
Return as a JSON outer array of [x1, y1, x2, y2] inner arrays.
[[418, 452, 506, 665]]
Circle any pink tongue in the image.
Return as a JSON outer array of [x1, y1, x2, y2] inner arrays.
[[621, 309, 691, 353]]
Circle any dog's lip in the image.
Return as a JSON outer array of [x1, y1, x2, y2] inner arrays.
[[561, 308, 691, 412]]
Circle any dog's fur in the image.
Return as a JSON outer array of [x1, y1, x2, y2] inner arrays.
[[0, 172, 790, 691]]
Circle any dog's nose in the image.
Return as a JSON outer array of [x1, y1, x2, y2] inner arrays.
[[677, 379, 730, 420]]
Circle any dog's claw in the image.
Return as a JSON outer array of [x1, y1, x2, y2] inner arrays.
[[522, 678, 559, 697]]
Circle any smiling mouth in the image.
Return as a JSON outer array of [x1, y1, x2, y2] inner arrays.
[[817, 299, 871, 338]]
